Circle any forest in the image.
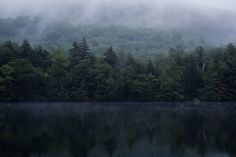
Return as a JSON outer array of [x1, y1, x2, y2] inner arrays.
[[0, 16, 234, 58], [0, 39, 236, 101]]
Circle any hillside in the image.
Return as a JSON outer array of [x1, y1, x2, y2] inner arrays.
[[0, 16, 236, 57]]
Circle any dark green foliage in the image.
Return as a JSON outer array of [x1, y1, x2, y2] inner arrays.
[[103, 47, 118, 68], [68, 58, 96, 100], [195, 46, 207, 73], [29, 46, 52, 69], [21, 39, 32, 58], [183, 55, 202, 99], [146, 59, 156, 75], [158, 48, 185, 101], [94, 61, 118, 100], [69, 39, 91, 67], [79, 39, 90, 60], [159, 65, 184, 101], [69, 42, 80, 67], [0, 59, 45, 101], [201, 45, 236, 100], [0, 40, 236, 101], [46, 51, 69, 100]]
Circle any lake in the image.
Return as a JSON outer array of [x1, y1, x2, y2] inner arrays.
[[0, 102, 236, 157]]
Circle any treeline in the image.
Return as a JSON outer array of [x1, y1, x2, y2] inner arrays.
[[0, 39, 236, 101]]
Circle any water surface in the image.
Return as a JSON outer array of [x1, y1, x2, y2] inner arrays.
[[0, 102, 236, 157]]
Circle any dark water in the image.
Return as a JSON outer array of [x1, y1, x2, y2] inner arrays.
[[0, 102, 236, 157]]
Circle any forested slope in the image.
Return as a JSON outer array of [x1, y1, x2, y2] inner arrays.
[[1, 17, 235, 58]]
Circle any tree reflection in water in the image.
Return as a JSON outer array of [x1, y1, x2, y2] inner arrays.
[[0, 103, 235, 157]]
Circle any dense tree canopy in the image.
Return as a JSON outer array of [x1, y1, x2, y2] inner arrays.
[[0, 39, 236, 101]]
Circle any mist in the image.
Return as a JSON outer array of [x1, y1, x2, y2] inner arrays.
[[1, 0, 236, 49], [1, 0, 236, 29]]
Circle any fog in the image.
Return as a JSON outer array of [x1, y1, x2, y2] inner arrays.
[[0, 0, 236, 29]]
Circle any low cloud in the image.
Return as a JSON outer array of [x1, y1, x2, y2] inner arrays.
[[0, 0, 236, 29]]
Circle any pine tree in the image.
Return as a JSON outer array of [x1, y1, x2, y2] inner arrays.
[[183, 55, 203, 99], [69, 42, 80, 67], [159, 48, 185, 100], [146, 59, 156, 75], [104, 47, 118, 68], [222, 44, 236, 100], [201, 52, 228, 100], [79, 38, 90, 60], [3, 41, 13, 50], [21, 39, 32, 58], [125, 53, 136, 66], [195, 46, 206, 74]]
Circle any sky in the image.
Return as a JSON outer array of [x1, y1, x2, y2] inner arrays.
[[1, 0, 236, 14], [0, 0, 236, 28]]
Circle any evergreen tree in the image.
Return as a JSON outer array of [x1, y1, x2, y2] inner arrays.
[[195, 46, 207, 74], [125, 53, 136, 66], [0, 46, 15, 66], [183, 55, 203, 99], [146, 59, 156, 75], [68, 58, 96, 101], [0, 64, 15, 101], [69, 42, 80, 67], [201, 45, 236, 101], [21, 39, 32, 58], [3, 41, 14, 50], [159, 48, 185, 100], [104, 47, 118, 68], [117, 51, 126, 69], [222, 44, 236, 100], [201, 52, 227, 100], [94, 61, 118, 100], [46, 51, 69, 100], [79, 38, 90, 60], [0, 39, 236, 101]]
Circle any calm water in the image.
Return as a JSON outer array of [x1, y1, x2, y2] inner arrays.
[[0, 102, 236, 157]]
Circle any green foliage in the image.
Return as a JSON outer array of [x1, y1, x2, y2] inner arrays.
[[201, 44, 236, 100], [69, 39, 91, 67], [0, 40, 235, 101], [0, 65, 15, 101], [94, 61, 118, 100], [69, 42, 80, 67], [182, 55, 202, 99], [46, 51, 69, 100], [21, 39, 32, 58], [146, 59, 156, 75], [0, 59, 45, 101], [103, 47, 118, 68], [68, 58, 96, 101], [79, 39, 90, 60]]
